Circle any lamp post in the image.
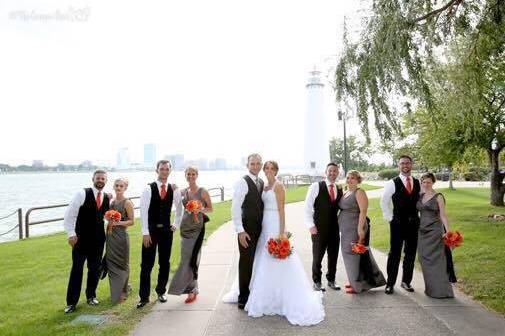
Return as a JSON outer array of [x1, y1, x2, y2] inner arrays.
[[338, 109, 348, 176]]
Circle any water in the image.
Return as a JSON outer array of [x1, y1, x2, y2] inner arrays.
[[0, 170, 248, 242]]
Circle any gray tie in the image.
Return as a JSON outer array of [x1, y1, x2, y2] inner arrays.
[[255, 178, 261, 192]]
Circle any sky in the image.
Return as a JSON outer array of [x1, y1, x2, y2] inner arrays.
[[0, 0, 370, 167]]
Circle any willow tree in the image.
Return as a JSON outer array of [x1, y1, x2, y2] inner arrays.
[[335, 0, 505, 205]]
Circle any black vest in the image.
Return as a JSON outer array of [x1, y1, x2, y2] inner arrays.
[[241, 176, 264, 235], [392, 176, 420, 220], [313, 181, 342, 234], [75, 188, 110, 242], [147, 182, 174, 233]]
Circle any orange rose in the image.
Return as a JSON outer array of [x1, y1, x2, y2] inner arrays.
[[351, 242, 367, 254]]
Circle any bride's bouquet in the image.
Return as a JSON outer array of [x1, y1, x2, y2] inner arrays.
[[267, 232, 293, 259]]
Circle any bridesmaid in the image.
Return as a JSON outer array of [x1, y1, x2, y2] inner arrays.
[[105, 178, 134, 304], [339, 170, 385, 294], [417, 172, 454, 298], [168, 166, 213, 303]]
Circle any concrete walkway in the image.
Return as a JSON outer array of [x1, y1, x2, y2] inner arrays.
[[132, 201, 504, 336]]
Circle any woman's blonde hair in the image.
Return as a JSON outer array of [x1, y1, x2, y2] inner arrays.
[[114, 177, 129, 188], [184, 165, 199, 175], [347, 170, 363, 184]]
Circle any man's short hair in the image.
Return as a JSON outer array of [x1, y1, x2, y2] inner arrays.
[[247, 153, 262, 164], [398, 155, 413, 162], [93, 169, 107, 177], [156, 160, 172, 170], [326, 162, 339, 169]]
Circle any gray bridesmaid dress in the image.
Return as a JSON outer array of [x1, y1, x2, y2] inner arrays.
[[168, 187, 206, 295], [417, 193, 454, 298], [338, 190, 385, 293], [105, 198, 130, 304]]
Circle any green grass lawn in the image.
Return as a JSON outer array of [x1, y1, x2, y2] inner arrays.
[[367, 188, 505, 315], [0, 186, 308, 336]]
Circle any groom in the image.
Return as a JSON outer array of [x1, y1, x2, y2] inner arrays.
[[304, 162, 343, 291], [232, 153, 264, 309]]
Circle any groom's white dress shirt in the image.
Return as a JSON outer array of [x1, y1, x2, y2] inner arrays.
[[63, 187, 103, 238], [139, 180, 183, 235], [231, 172, 261, 234], [380, 174, 414, 222], [303, 179, 338, 229]]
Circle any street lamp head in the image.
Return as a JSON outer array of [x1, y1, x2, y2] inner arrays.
[[338, 109, 343, 121]]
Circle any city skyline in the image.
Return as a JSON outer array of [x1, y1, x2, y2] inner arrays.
[[0, 0, 372, 168]]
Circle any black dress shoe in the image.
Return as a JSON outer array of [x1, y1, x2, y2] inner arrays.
[[327, 281, 341, 290], [64, 305, 76, 314], [136, 300, 149, 309], [238, 302, 246, 310], [401, 282, 414, 292], [87, 298, 99, 305], [158, 294, 167, 303], [313, 282, 326, 292], [385, 286, 394, 295]]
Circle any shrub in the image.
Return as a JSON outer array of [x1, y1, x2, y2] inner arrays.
[[378, 169, 398, 180], [434, 172, 450, 181]]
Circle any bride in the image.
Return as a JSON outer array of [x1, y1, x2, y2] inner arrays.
[[223, 160, 325, 326]]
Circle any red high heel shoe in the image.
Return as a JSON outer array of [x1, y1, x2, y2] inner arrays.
[[345, 287, 357, 294], [185, 293, 197, 304], [345, 283, 352, 289]]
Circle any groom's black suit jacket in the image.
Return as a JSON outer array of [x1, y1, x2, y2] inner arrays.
[[241, 175, 264, 236]]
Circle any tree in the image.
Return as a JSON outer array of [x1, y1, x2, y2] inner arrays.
[[329, 136, 373, 171], [334, 0, 505, 205]]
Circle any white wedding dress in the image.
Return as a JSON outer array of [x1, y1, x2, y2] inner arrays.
[[223, 186, 325, 326]]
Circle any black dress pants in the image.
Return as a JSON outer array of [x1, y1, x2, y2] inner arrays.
[[237, 229, 261, 305], [66, 238, 105, 306], [311, 229, 340, 284], [386, 218, 418, 286], [139, 228, 174, 301]]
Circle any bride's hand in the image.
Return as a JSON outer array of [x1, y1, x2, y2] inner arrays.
[[279, 232, 287, 239]]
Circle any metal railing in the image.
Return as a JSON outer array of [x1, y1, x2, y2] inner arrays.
[[0, 208, 23, 240], [22, 186, 225, 239], [279, 174, 325, 188]]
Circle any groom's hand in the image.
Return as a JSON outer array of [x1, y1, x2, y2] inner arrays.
[[238, 232, 250, 248], [309, 226, 318, 235], [68, 236, 78, 248], [142, 235, 152, 248]]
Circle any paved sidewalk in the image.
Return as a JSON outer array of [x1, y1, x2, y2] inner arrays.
[[132, 201, 504, 336]]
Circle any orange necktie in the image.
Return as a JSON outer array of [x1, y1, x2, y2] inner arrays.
[[160, 184, 167, 199], [406, 177, 412, 194], [96, 191, 102, 209], [329, 184, 336, 202]]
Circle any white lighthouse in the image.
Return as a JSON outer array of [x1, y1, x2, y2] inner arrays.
[[304, 69, 330, 176]]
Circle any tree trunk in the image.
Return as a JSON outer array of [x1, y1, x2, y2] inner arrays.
[[489, 148, 505, 206], [448, 165, 455, 190]]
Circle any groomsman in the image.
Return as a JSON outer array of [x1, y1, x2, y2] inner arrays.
[[380, 155, 420, 294], [63, 169, 110, 313], [231, 153, 264, 309], [304, 162, 343, 291], [137, 160, 183, 308]]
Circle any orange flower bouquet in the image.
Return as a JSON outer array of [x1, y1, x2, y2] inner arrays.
[[185, 200, 203, 222], [351, 242, 368, 254], [105, 210, 121, 234], [444, 231, 463, 248], [267, 232, 293, 260]]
